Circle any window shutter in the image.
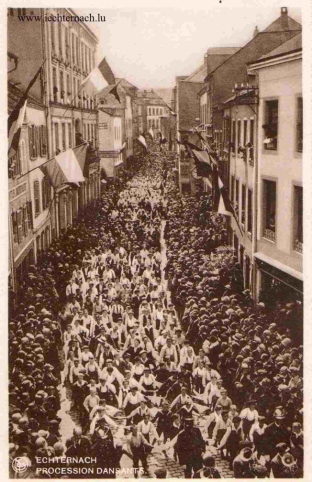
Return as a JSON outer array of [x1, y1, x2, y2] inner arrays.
[[23, 205, 28, 236], [28, 126, 33, 158], [27, 201, 33, 230], [35, 126, 40, 158], [34, 180, 40, 216], [12, 212, 18, 244], [17, 209, 23, 243]]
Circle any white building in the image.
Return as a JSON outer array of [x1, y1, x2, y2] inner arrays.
[[249, 32, 303, 303]]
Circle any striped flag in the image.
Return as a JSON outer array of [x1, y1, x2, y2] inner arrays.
[[119, 142, 127, 153], [41, 147, 85, 188], [214, 175, 244, 235], [79, 57, 115, 96], [8, 64, 43, 158], [148, 128, 154, 140], [137, 135, 147, 151]]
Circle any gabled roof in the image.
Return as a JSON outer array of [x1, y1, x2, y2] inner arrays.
[[256, 32, 302, 61], [154, 89, 173, 108], [206, 10, 301, 80], [184, 63, 207, 82], [207, 47, 241, 56]]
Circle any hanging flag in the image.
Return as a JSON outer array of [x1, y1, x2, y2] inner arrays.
[[73, 143, 90, 177], [56, 149, 85, 184], [79, 57, 115, 96], [148, 128, 154, 140], [41, 148, 85, 188], [137, 135, 147, 151], [213, 175, 244, 235], [8, 64, 43, 158], [109, 81, 121, 103]]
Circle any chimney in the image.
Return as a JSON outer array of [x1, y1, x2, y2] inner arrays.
[[281, 7, 289, 29], [253, 26, 259, 37]]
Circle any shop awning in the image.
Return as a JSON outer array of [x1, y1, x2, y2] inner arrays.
[[254, 252, 303, 281], [254, 252, 303, 294]]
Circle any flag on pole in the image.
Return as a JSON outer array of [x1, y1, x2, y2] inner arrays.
[[8, 64, 43, 158], [137, 135, 147, 151], [41, 148, 85, 188], [148, 128, 154, 140], [79, 57, 115, 96], [214, 175, 244, 235]]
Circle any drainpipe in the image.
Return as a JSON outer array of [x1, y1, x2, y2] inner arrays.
[[251, 74, 259, 302]]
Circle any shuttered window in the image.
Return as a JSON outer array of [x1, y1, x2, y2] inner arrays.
[[22, 205, 28, 237], [34, 180, 41, 217], [27, 201, 33, 230], [12, 212, 18, 244], [17, 209, 23, 243]]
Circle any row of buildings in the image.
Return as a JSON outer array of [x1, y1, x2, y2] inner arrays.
[[173, 7, 303, 304], [8, 7, 174, 291]]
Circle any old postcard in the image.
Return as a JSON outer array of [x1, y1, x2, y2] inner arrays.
[[4, 0, 310, 480]]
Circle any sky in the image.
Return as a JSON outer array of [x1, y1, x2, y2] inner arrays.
[[79, 5, 302, 90]]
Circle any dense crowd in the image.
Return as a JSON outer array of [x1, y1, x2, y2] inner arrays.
[[9, 147, 303, 479]]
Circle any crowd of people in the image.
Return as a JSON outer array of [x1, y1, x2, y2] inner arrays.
[[9, 144, 303, 479]]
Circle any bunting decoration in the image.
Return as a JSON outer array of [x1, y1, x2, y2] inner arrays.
[[40, 146, 86, 189]]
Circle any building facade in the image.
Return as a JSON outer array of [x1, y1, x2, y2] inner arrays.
[[8, 7, 101, 290], [249, 33, 302, 304]]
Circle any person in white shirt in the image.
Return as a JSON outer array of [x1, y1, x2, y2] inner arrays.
[[159, 338, 178, 365], [66, 280, 79, 298], [123, 386, 145, 416], [170, 387, 192, 412], [137, 413, 160, 444], [240, 400, 259, 438]]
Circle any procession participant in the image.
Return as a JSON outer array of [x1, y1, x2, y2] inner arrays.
[[126, 425, 153, 477], [175, 417, 206, 478]]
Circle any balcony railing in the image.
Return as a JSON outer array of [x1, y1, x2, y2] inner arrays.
[[263, 228, 275, 242]]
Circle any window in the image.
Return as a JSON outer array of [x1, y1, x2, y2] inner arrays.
[[22, 205, 28, 237], [72, 33, 75, 63], [58, 22, 62, 57], [249, 119, 254, 163], [52, 67, 58, 102], [54, 123, 59, 153], [17, 209, 23, 243], [263, 100, 278, 150], [28, 125, 39, 159], [34, 180, 41, 217], [263, 180, 276, 241], [62, 123, 66, 151], [235, 180, 239, 216], [65, 26, 69, 60], [42, 178, 49, 210], [241, 184, 246, 225], [237, 120, 241, 147], [243, 120, 248, 146], [12, 212, 18, 244], [68, 122, 72, 148], [296, 97, 303, 152], [231, 120, 236, 152], [67, 74, 71, 100], [248, 188, 253, 233], [60, 70, 65, 100], [51, 22, 55, 51], [293, 186, 303, 253]]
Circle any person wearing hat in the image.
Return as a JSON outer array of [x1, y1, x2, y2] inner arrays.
[[138, 367, 156, 396], [193, 454, 222, 479], [175, 417, 206, 478], [263, 407, 291, 460], [159, 338, 178, 365], [232, 443, 255, 478]]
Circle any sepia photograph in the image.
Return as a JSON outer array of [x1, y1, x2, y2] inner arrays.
[[7, 3, 305, 479]]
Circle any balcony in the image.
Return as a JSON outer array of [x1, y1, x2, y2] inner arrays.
[[263, 228, 275, 242]]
